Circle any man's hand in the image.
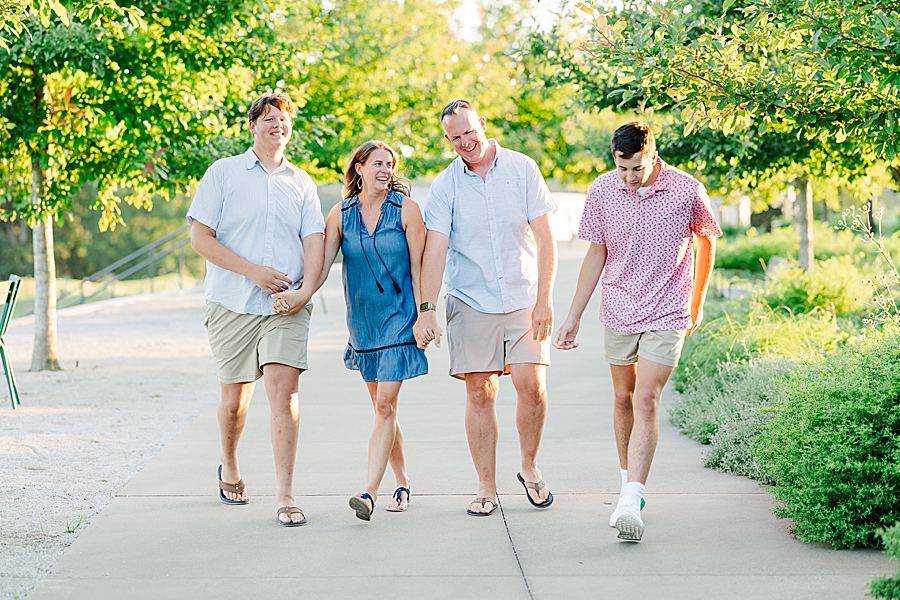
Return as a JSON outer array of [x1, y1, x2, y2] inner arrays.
[[531, 299, 554, 342], [687, 305, 704, 337], [553, 316, 580, 350], [271, 290, 309, 316], [414, 310, 442, 349], [250, 265, 293, 295]]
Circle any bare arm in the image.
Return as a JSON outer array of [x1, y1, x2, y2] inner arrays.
[[317, 203, 344, 290], [190, 220, 292, 294], [530, 213, 557, 341], [270, 232, 325, 315], [402, 197, 426, 308], [554, 242, 607, 350], [413, 230, 449, 349], [273, 203, 339, 315], [688, 234, 716, 336]]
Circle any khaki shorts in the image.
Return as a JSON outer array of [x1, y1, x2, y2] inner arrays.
[[446, 295, 550, 380], [205, 301, 312, 384], [603, 326, 686, 368]]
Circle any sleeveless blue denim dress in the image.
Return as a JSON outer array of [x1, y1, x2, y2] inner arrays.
[[341, 190, 428, 382]]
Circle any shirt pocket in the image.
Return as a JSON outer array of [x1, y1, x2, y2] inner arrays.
[[501, 177, 527, 218], [272, 178, 305, 235]]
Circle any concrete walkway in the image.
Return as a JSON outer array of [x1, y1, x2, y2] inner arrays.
[[27, 246, 892, 599]]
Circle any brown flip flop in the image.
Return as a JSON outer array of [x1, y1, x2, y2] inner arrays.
[[218, 465, 248, 505], [277, 506, 307, 527], [466, 496, 498, 516]]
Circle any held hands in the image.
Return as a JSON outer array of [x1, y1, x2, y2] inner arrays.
[[272, 290, 310, 316], [251, 265, 293, 295], [552, 316, 580, 350], [414, 310, 442, 349]]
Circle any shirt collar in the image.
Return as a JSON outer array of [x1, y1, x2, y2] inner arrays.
[[459, 139, 503, 176], [614, 156, 671, 195], [244, 147, 300, 175]]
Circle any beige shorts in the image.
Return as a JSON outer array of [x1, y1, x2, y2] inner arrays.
[[204, 301, 312, 384], [603, 326, 686, 368], [446, 295, 550, 380]]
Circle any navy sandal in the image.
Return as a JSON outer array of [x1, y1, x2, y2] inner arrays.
[[349, 492, 375, 521], [386, 487, 411, 512]]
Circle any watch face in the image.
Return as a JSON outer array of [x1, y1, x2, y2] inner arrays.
[[420, 302, 435, 311]]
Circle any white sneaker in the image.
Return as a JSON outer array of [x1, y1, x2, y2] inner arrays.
[[609, 496, 644, 527], [615, 503, 644, 541]]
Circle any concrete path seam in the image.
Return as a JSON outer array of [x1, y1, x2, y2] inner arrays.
[[498, 495, 535, 600]]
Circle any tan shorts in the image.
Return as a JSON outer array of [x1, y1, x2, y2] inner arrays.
[[446, 295, 550, 380], [204, 302, 312, 384], [603, 326, 686, 368]]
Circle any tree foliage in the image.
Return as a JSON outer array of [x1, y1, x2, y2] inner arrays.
[[571, 0, 900, 160], [0, 0, 144, 50]]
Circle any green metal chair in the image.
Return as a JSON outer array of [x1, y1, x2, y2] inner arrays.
[[0, 276, 21, 409]]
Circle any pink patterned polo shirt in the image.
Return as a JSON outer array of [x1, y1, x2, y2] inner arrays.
[[578, 158, 722, 334]]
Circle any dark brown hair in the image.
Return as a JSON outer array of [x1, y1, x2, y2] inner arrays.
[[611, 121, 656, 159], [248, 92, 296, 123], [440, 99, 476, 123], [342, 140, 411, 200]]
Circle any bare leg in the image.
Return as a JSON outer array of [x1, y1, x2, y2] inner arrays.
[[510, 363, 550, 503], [626, 358, 675, 484], [357, 381, 403, 509], [465, 372, 501, 514], [218, 381, 254, 502], [609, 364, 638, 471], [262, 363, 304, 524]]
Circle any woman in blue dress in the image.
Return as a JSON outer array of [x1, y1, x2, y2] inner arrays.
[[278, 140, 427, 521]]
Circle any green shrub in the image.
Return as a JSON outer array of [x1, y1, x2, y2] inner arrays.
[[670, 358, 794, 483], [755, 331, 900, 548], [871, 523, 900, 599], [715, 221, 898, 273], [761, 256, 869, 317], [674, 297, 850, 391], [716, 226, 798, 272]]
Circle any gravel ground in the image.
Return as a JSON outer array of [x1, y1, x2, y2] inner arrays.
[[0, 287, 219, 600]]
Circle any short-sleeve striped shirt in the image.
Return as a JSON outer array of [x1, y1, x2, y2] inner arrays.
[[424, 140, 557, 314], [578, 158, 723, 333], [187, 148, 325, 315]]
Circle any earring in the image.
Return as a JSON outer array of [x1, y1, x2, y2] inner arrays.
[[357, 178, 363, 190]]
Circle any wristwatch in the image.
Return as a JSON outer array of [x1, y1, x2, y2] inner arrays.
[[419, 302, 437, 312]]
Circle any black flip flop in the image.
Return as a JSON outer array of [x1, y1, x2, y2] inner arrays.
[[517, 472, 553, 508]]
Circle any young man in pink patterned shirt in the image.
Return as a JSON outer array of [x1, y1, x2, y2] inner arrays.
[[554, 122, 722, 541]]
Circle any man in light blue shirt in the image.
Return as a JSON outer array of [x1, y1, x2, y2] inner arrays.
[[414, 99, 558, 516], [187, 92, 324, 526]]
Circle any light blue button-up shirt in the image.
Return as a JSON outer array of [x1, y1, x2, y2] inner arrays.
[[187, 148, 325, 315], [424, 140, 556, 314]]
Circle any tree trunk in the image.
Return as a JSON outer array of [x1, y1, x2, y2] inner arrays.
[[795, 175, 815, 270], [30, 154, 61, 371], [783, 185, 795, 223]]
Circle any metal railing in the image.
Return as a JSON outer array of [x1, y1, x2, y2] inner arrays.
[[57, 224, 192, 306]]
